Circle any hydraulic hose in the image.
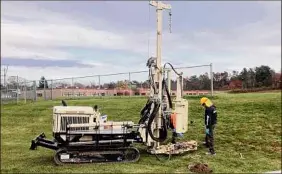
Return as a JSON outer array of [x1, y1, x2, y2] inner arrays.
[[139, 98, 169, 142], [162, 79, 172, 109], [140, 99, 151, 116], [163, 62, 182, 76], [140, 79, 172, 142], [139, 99, 153, 124], [138, 61, 181, 143], [147, 101, 168, 142]]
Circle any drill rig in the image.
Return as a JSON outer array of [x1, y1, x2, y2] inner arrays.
[[29, 1, 197, 165]]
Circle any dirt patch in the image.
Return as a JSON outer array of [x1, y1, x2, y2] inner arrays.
[[188, 163, 213, 173], [271, 141, 281, 153]]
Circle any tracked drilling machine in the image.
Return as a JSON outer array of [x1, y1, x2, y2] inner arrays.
[[29, 1, 197, 165]]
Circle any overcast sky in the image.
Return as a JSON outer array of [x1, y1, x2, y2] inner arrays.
[[1, 1, 281, 84]]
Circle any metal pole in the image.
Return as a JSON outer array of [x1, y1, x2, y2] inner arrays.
[[44, 79, 46, 100], [33, 80, 37, 101], [181, 75, 183, 97], [129, 72, 131, 97], [98, 75, 101, 89], [51, 80, 53, 100], [6, 78, 8, 101], [140, 82, 142, 96], [210, 63, 214, 96], [16, 76, 19, 104], [61, 83, 63, 98], [72, 78, 74, 98], [4, 70, 6, 88], [24, 80, 27, 104], [98, 75, 101, 96], [156, 0, 162, 149], [3, 65, 8, 87]]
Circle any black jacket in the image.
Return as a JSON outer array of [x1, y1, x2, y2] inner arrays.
[[204, 105, 217, 128]]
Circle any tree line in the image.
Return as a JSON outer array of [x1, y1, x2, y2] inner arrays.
[[37, 65, 282, 90], [210, 65, 281, 90], [101, 65, 281, 90]]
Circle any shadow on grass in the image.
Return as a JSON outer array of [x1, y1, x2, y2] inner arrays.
[[26, 155, 55, 166]]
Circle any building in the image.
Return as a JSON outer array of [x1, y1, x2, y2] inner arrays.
[[34, 88, 210, 99]]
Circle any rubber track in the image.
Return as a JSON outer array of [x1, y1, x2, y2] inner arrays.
[[54, 147, 140, 165]]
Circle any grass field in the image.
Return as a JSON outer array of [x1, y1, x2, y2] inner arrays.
[[1, 92, 281, 173]]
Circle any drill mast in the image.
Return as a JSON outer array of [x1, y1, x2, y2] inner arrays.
[[149, 0, 171, 149]]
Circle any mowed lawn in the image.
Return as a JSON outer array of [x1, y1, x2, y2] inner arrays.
[[1, 92, 281, 173]]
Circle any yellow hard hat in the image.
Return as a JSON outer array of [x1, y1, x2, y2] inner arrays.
[[200, 97, 208, 105], [200, 97, 213, 107]]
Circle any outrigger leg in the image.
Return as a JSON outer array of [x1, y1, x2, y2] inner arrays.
[[30, 132, 59, 151]]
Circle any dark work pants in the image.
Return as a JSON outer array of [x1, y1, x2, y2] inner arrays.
[[205, 125, 215, 154]]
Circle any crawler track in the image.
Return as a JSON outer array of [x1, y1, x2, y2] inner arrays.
[[53, 147, 140, 165]]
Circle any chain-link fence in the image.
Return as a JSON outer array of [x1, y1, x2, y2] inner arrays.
[[1, 64, 214, 104], [2, 63, 281, 105], [1, 76, 37, 104]]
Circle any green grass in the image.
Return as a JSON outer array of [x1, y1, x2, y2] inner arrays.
[[1, 92, 281, 173]]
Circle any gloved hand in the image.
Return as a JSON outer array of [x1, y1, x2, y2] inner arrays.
[[205, 128, 210, 135]]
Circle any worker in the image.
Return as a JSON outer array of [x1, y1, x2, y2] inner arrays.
[[200, 97, 217, 156]]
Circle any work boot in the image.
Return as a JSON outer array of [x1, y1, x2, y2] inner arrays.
[[202, 141, 209, 148], [205, 152, 216, 156]]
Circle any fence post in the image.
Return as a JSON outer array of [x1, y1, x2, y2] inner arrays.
[[6, 79, 8, 102], [24, 80, 27, 104], [129, 72, 131, 97], [44, 79, 46, 100], [4, 70, 6, 88], [51, 80, 53, 100], [72, 77, 74, 98], [140, 82, 142, 96], [33, 80, 37, 101], [210, 63, 214, 96], [16, 76, 19, 104], [98, 75, 101, 96], [3, 69, 6, 104]]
